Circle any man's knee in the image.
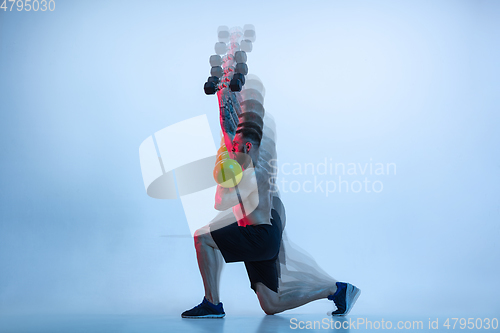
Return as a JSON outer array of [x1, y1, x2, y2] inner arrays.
[[259, 297, 279, 315], [256, 283, 280, 315], [193, 228, 207, 246], [261, 302, 278, 315], [194, 226, 216, 249]]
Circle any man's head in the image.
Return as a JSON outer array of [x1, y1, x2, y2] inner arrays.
[[232, 127, 262, 167]]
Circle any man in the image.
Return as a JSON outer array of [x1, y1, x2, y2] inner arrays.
[[181, 124, 360, 318]]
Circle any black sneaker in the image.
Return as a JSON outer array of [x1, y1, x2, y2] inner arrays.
[[181, 297, 225, 318], [328, 282, 361, 316]]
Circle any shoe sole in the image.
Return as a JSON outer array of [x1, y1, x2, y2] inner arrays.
[[182, 314, 225, 319], [332, 283, 361, 316]]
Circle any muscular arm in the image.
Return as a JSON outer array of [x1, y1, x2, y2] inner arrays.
[[217, 89, 242, 152]]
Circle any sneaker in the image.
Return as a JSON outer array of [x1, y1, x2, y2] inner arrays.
[[181, 297, 225, 318], [328, 282, 361, 316]]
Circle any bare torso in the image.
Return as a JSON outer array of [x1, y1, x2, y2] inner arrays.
[[232, 164, 272, 227], [213, 160, 272, 228]]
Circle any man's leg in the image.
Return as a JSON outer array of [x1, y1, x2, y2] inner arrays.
[[255, 281, 337, 315], [193, 226, 223, 305]]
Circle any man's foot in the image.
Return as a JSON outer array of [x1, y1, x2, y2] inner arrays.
[[328, 282, 361, 316], [181, 297, 225, 318]]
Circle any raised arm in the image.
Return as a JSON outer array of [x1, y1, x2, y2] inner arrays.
[[217, 89, 242, 152]]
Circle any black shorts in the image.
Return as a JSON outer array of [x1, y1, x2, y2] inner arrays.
[[210, 209, 283, 293]]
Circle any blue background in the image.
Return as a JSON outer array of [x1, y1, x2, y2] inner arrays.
[[0, 0, 499, 317]]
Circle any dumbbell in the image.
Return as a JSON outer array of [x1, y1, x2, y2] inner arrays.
[[240, 40, 252, 52], [234, 51, 247, 64], [243, 24, 256, 42], [240, 25, 255, 53], [229, 73, 245, 92], [215, 42, 227, 55], [204, 75, 220, 95], [205, 25, 255, 94], [204, 82, 216, 95], [217, 26, 230, 43], [229, 62, 248, 92], [235, 63, 248, 75], [211, 66, 224, 78], [210, 55, 222, 67]]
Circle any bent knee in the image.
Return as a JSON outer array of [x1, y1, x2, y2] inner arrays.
[[193, 228, 203, 240], [193, 227, 210, 242], [261, 303, 278, 315], [256, 284, 280, 315], [194, 227, 218, 250], [260, 298, 282, 315]]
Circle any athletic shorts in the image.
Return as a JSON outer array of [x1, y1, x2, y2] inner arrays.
[[210, 209, 283, 293]]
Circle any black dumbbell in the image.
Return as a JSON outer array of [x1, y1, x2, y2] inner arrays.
[[235, 63, 248, 75], [209, 55, 222, 67], [229, 78, 243, 92], [233, 73, 245, 85], [234, 51, 247, 64], [210, 66, 224, 78], [204, 81, 217, 95], [207, 76, 220, 84]]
